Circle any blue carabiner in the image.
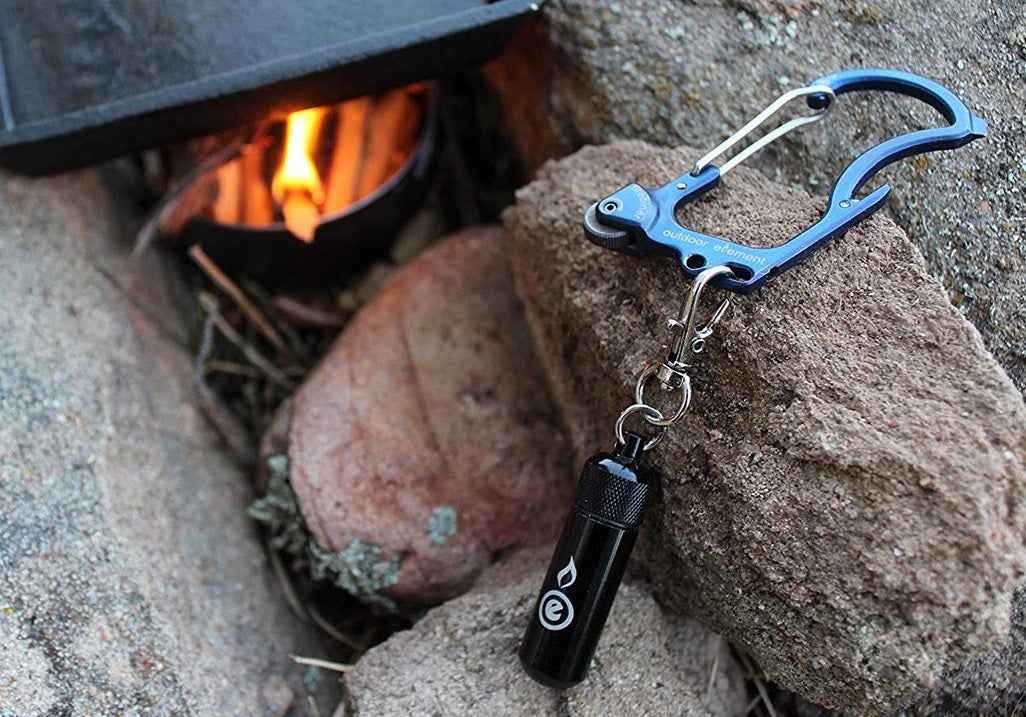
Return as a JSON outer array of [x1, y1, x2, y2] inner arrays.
[[583, 69, 988, 294]]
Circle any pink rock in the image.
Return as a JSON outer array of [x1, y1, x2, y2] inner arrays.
[[289, 227, 575, 605]]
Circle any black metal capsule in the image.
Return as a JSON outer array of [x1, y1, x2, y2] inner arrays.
[[519, 431, 653, 688]]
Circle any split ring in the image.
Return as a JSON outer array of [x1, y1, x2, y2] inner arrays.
[[634, 364, 693, 428], [614, 403, 667, 451]]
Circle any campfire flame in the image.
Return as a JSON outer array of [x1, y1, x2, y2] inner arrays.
[[272, 107, 328, 243], [208, 84, 427, 243]]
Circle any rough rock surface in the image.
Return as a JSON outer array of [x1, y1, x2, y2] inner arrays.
[[0, 170, 334, 715], [910, 582, 1026, 715], [344, 547, 748, 716], [502, 141, 1026, 714], [289, 228, 575, 606], [486, 1, 1026, 392]]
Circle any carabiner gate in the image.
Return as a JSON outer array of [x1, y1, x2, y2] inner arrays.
[[690, 84, 835, 177]]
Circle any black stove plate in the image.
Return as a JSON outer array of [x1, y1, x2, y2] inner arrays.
[[0, 0, 539, 174]]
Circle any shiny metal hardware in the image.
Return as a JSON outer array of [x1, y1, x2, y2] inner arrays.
[[658, 264, 734, 386], [614, 404, 667, 451], [614, 265, 733, 448]]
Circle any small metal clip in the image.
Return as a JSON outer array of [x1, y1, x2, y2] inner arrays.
[[656, 265, 734, 390], [616, 265, 733, 449]]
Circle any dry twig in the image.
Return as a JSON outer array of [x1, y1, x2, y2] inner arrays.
[[266, 540, 310, 623], [197, 291, 294, 389], [188, 245, 303, 366], [132, 132, 248, 256], [204, 359, 263, 378], [272, 295, 347, 331], [307, 603, 362, 651], [350, 622, 379, 663], [290, 655, 354, 674], [240, 278, 314, 364], [738, 651, 777, 717], [92, 263, 190, 350], [194, 380, 256, 463], [707, 635, 722, 696]]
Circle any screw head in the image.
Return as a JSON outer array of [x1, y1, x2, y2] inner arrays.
[[839, 200, 851, 208]]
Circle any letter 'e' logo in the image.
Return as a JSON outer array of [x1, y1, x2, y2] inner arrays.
[[538, 556, 577, 631]]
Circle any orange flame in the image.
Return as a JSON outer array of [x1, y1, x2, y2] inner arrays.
[[272, 107, 328, 242]]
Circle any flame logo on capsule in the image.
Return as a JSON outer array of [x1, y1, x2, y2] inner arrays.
[[556, 556, 577, 589], [539, 556, 576, 631]]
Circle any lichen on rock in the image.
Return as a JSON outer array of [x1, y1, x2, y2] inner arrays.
[[286, 228, 576, 606], [308, 541, 401, 611], [248, 455, 402, 611], [248, 455, 309, 557], [426, 507, 458, 546]]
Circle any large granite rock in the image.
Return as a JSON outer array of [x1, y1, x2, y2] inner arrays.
[[289, 228, 575, 607], [343, 548, 748, 716], [0, 170, 333, 715], [486, 0, 1026, 392], [502, 141, 1026, 714]]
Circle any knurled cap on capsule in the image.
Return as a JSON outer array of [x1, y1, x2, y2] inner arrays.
[[573, 457, 650, 529]]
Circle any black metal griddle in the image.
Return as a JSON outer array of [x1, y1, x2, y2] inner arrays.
[[0, 0, 541, 175]]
